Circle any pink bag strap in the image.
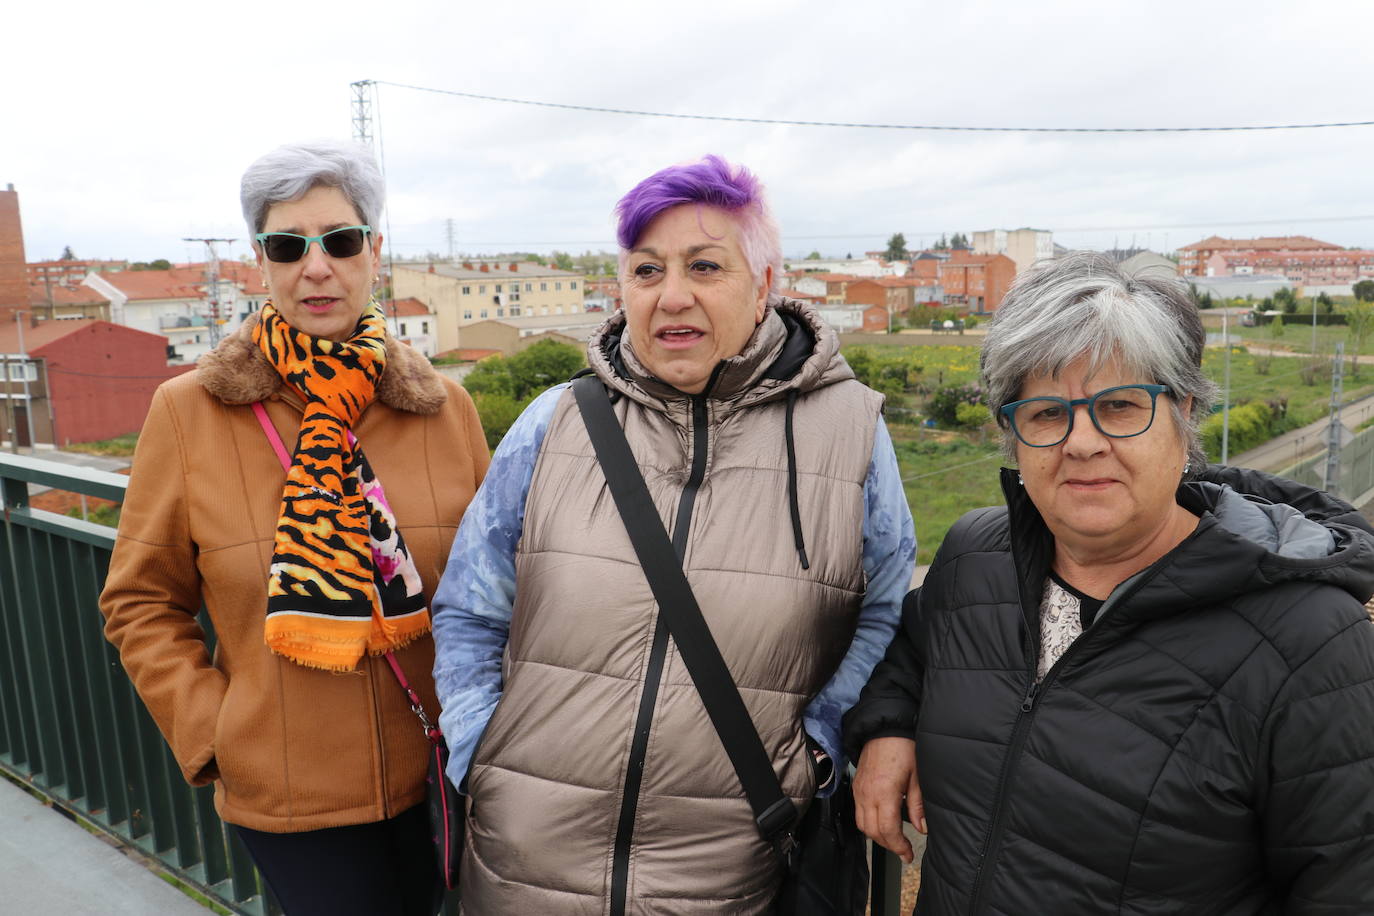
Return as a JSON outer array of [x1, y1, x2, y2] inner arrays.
[[250, 400, 442, 746], [251, 401, 292, 471]]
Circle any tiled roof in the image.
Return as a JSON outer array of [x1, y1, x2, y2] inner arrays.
[[1179, 235, 1342, 253], [28, 284, 109, 307], [388, 297, 431, 317]]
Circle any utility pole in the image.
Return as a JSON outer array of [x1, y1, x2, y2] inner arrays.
[[1311, 294, 1319, 360], [351, 80, 375, 147], [183, 238, 235, 345], [14, 312, 32, 450], [1221, 307, 1232, 463], [1325, 342, 1345, 495]]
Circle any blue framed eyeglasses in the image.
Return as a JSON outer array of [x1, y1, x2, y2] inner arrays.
[[999, 384, 1172, 448], [254, 225, 373, 263]]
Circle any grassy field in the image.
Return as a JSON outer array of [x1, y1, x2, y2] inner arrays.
[[852, 342, 1374, 564], [64, 433, 139, 457]]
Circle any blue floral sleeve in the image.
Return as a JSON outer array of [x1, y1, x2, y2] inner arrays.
[[803, 418, 916, 795], [431, 384, 567, 787]]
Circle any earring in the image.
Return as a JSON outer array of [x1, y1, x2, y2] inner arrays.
[[1017, 473, 1024, 485], [1183, 460, 1191, 475], [372, 275, 380, 285]]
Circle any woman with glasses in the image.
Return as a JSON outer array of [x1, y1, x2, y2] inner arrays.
[[100, 140, 489, 915], [844, 251, 1374, 912]]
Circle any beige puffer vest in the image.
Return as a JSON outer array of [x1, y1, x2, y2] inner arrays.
[[460, 300, 883, 915]]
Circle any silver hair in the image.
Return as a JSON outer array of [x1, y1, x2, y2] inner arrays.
[[979, 250, 1219, 471], [240, 140, 385, 238]]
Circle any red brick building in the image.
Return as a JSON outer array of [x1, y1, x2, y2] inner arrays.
[[28, 258, 127, 288], [0, 318, 188, 446], [1204, 249, 1374, 288], [939, 252, 1016, 312], [1177, 235, 1342, 277], [0, 185, 27, 314]]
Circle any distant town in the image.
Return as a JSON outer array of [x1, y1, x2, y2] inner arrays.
[[2, 182, 1371, 449]]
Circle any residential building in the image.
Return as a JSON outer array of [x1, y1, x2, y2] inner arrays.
[[909, 251, 949, 282], [0, 318, 188, 446], [1204, 249, 1374, 294], [392, 260, 587, 353], [84, 263, 268, 363], [1176, 235, 1343, 277], [785, 257, 907, 278], [388, 297, 437, 358], [845, 276, 944, 318], [456, 313, 605, 356], [0, 184, 26, 312], [28, 258, 127, 288], [27, 282, 110, 321], [786, 273, 861, 304], [939, 252, 1016, 312], [816, 303, 887, 334], [776, 287, 825, 305], [972, 228, 1054, 273]]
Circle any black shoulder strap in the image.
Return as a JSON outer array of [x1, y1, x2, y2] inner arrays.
[[570, 374, 798, 843]]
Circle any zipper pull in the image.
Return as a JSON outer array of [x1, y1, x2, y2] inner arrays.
[[1021, 682, 1040, 713]]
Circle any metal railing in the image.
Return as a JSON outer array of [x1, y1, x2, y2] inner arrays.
[[0, 453, 276, 915], [0, 452, 907, 914], [1278, 422, 1374, 506]]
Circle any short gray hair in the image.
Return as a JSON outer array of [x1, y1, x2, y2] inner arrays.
[[979, 250, 1218, 471], [240, 140, 385, 238]]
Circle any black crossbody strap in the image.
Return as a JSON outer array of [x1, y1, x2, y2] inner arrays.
[[571, 375, 798, 843]]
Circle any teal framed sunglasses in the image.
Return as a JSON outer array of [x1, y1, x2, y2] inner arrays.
[[254, 225, 373, 263]]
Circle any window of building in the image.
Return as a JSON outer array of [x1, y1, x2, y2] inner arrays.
[[422, 321, 429, 334], [570, 281, 578, 290], [497, 308, 505, 317], [6, 363, 38, 382], [495, 284, 503, 293], [542, 306, 549, 316], [462, 285, 471, 295], [511, 292, 520, 301], [463, 310, 473, 320], [480, 309, 488, 318], [540, 282, 548, 291], [511, 307, 521, 316], [479, 285, 486, 294], [525, 283, 532, 292], [555, 282, 563, 291]]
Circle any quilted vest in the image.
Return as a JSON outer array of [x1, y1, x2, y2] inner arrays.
[[460, 301, 883, 915]]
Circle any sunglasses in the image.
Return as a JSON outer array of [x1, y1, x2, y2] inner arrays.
[[254, 225, 373, 263]]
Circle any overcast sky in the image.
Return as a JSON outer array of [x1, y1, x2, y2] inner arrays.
[[6, 0, 1374, 266]]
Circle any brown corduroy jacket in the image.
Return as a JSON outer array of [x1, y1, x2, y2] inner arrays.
[[99, 315, 489, 832]]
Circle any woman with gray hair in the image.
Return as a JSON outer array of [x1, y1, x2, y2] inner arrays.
[[843, 251, 1374, 912], [100, 140, 489, 915]]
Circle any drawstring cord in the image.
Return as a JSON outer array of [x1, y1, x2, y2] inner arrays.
[[784, 389, 810, 570]]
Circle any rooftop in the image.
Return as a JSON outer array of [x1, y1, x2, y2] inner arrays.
[[395, 261, 581, 280]]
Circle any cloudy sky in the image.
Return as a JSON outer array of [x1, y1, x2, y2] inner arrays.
[[6, 0, 1373, 265]]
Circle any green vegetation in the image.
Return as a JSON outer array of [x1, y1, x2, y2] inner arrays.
[[65, 433, 138, 457], [885, 232, 909, 261], [892, 432, 1004, 564], [67, 503, 122, 527], [464, 340, 586, 448]]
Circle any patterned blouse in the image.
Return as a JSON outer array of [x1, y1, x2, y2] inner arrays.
[[1037, 576, 1104, 681]]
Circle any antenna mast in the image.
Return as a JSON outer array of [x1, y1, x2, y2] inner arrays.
[[182, 237, 235, 344]]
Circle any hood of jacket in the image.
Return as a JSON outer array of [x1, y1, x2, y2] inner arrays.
[[584, 294, 855, 413], [195, 309, 448, 414], [998, 464, 1374, 631]]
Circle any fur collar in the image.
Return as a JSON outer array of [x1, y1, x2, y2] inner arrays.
[[196, 310, 447, 414]]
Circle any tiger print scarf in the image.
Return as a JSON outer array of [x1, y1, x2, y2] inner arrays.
[[254, 301, 429, 671]]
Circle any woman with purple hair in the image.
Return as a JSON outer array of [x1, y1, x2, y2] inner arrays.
[[431, 155, 914, 913]]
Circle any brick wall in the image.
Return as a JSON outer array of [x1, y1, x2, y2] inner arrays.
[[38, 323, 190, 444], [0, 186, 27, 310]]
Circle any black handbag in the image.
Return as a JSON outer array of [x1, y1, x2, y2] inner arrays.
[[572, 375, 868, 915], [384, 651, 464, 891]]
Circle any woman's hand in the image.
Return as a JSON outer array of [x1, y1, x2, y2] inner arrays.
[[853, 736, 924, 863]]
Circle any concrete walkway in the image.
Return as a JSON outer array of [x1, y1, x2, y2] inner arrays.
[[0, 775, 208, 915]]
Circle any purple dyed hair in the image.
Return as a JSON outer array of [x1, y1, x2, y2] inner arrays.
[[614, 155, 781, 289]]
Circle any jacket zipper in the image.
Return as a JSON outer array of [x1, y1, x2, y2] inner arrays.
[[965, 581, 1142, 914], [609, 374, 718, 916]]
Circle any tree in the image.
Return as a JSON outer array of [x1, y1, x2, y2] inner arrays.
[[1345, 300, 1374, 377], [1269, 314, 1284, 339], [884, 233, 909, 262], [506, 339, 586, 399], [129, 259, 172, 271], [1273, 287, 1299, 315], [805, 251, 821, 260], [949, 232, 970, 250], [1318, 291, 1335, 314], [1354, 279, 1374, 302], [933, 234, 949, 251], [60, 245, 76, 260]]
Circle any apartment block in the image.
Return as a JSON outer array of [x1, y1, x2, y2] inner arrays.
[[1177, 235, 1343, 277]]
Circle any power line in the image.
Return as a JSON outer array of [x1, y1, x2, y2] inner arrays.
[[370, 80, 1374, 134]]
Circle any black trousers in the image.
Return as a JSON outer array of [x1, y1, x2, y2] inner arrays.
[[235, 803, 444, 916]]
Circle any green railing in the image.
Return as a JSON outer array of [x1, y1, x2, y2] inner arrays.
[[1278, 422, 1374, 505], [0, 452, 907, 915], [0, 453, 277, 915]]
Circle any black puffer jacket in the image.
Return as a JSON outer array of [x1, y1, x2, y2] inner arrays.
[[844, 466, 1374, 914]]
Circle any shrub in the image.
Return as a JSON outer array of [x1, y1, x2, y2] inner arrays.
[[955, 402, 992, 429], [1201, 400, 1275, 461], [926, 383, 984, 426]]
